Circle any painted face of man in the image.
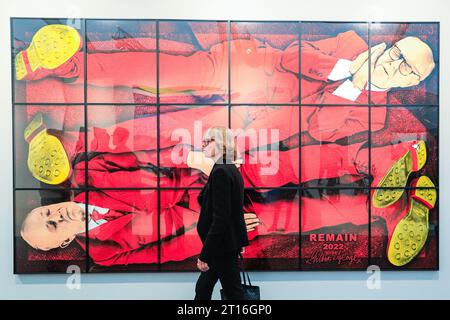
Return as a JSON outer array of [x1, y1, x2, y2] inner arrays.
[[371, 36, 435, 89], [21, 201, 86, 251]]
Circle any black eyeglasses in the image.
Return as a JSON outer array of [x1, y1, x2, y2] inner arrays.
[[202, 138, 215, 148], [388, 45, 420, 79]]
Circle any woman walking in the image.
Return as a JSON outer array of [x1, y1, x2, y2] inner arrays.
[[194, 126, 249, 300]]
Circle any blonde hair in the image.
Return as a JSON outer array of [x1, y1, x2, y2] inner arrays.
[[203, 126, 240, 162]]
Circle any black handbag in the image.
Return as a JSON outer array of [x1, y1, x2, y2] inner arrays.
[[220, 253, 260, 300]]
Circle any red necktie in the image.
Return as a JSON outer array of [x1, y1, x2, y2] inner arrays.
[[91, 208, 124, 222], [91, 209, 104, 222]]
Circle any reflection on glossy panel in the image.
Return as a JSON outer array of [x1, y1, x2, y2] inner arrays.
[[12, 18, 85, 103], [301, 106, 369, 188], [243, 189, 299, 270], [87, 189, 159, 272], [161, 188, 300, 271], [371, 187, 438, 269], [86, 20, 157, 103], [301, 188, 370, 270], [15, 105, 85, 188], [232, 105, 299, 188], [160, 189, 202, 271], [230, 22, 299, 104], [301, 22, 369, 105], [159, 21, 229, 104], [231, 105, 299, 148], [87, 105, 158, 188], [159, 105, 228, 188], [370, 23, 438, 105], [371, 106, 438, 188], [15, 190, 86, 273]]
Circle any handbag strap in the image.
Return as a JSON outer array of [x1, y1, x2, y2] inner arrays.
[[239, 252, 252, 286]]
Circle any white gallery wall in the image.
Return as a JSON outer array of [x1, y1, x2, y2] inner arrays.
[[0, 0, 448, 299]]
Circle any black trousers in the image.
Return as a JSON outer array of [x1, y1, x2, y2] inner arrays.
[[194, 251, 245, 300]]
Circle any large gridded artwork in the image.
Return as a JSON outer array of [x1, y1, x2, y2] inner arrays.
[[11, 18, 439, 273]]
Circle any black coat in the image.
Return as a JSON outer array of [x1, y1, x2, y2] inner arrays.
[[196, 155, 249, 263]]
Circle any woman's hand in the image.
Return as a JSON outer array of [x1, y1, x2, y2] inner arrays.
[[233, 157, 244, 168], [351, 42, 386, 90], [197, 258, 210, 272], [244, 212, 260, 232]]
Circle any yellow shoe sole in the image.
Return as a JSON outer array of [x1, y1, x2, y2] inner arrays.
[[15, 24, 81, 80], [25, 113, 71, 185], [387, 176, 436, 267], [373, 140, 427, 208]]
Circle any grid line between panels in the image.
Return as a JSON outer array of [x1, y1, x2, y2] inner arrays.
[[156, 20, 161, 271], [298, 20, 302, 271], [13, 186, 440, 191], [83, 18, 89, 273], [11, 103, 441, 107], [368, 21, 372, 267], [11, 17, 17, 273]]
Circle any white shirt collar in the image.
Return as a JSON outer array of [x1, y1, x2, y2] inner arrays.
[[75, 202, 110, 232]]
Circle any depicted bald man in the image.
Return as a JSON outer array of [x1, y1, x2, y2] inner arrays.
[[19, 133, 436, 267], [15, 24, 435, 106], [19, 177, 264, 267], [16, 24, 436, 187]]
